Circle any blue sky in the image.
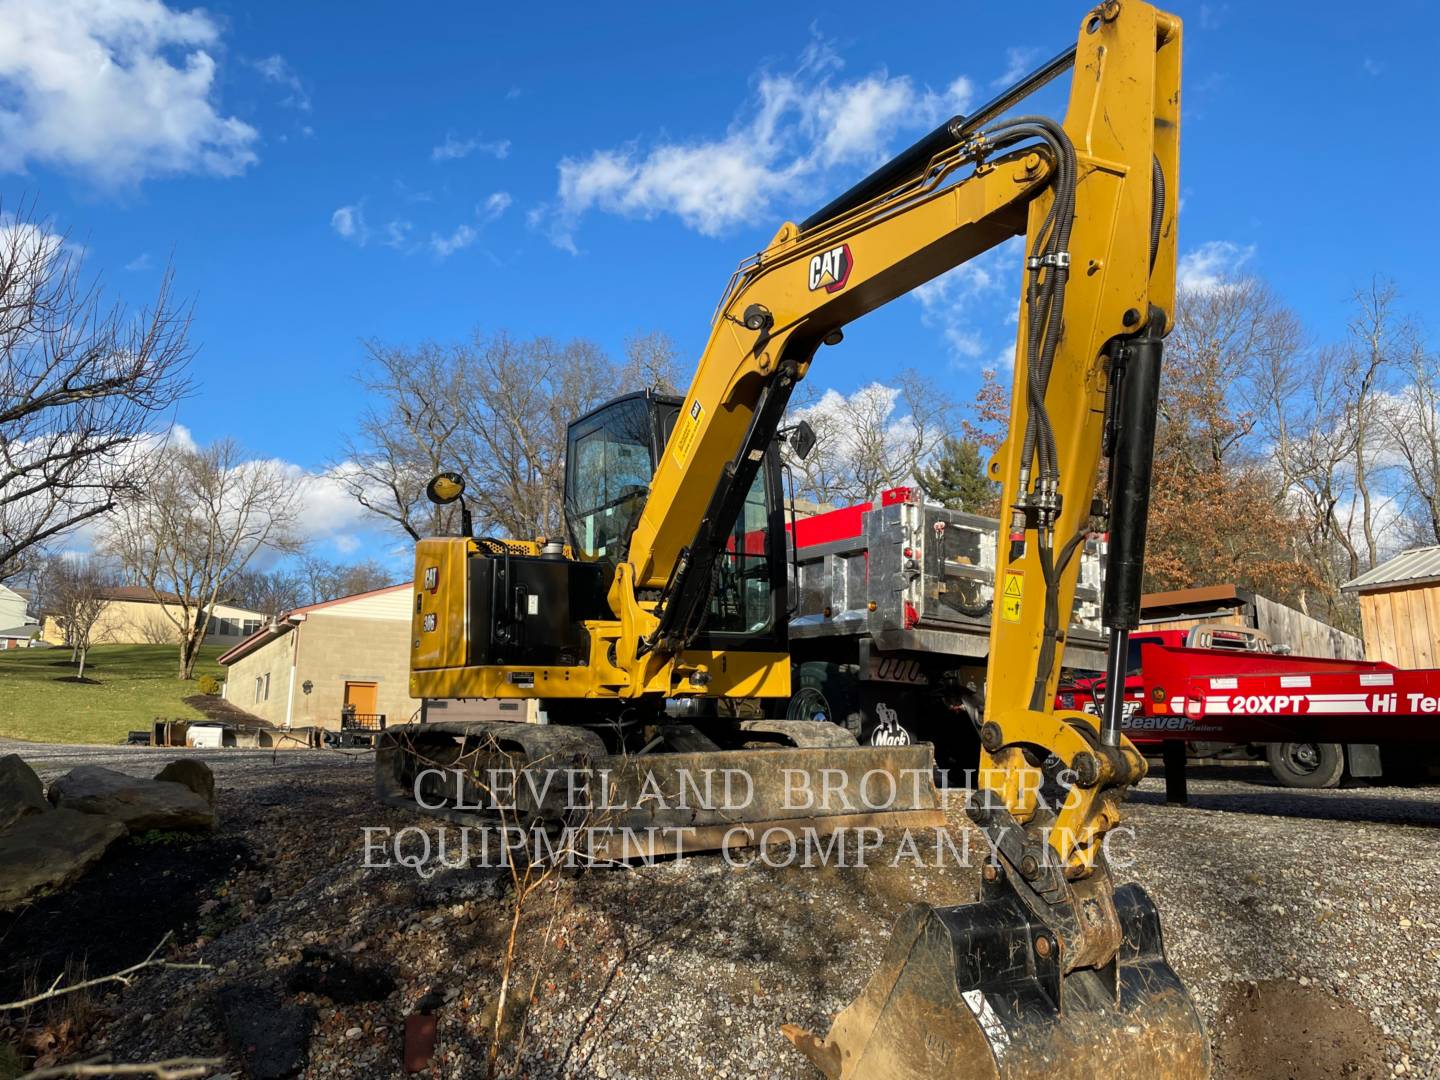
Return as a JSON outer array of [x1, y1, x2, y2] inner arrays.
[[3, 0, 1435, 568]]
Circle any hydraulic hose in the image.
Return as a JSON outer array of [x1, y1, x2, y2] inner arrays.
[[1150, 156, 1165, 272]]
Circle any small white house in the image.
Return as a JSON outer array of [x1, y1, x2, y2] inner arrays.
[[0, 584, 34, 630]]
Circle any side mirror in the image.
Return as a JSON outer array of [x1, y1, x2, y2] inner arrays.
[[789, 420, 817, 462], [426, 472, 466, 506]]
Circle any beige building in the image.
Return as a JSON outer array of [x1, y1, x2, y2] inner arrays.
[[218, 584, 417, 732], [42, 587, 266, 648]]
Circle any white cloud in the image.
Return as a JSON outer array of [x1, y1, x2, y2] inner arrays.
[[789, 382, 928, 493], [333, 197, 499, 257], [331, 204, 366, 243], [545, 38, 974, 248], [252, 54, 311, 111], [912, 236, 1021, 360], [1177, 239, 1255, 294], [0, 217, 67, 279], [332, 204, 416, 251], [282, 463, 375, 550], [0, 0, 258, 185], [124, 252, 152, 272], [428, 223, 476, 258], [381, 220, 412, 248], [23, 431, 397, 569], [992, 47, 1039, 88], [480, 191, 512, 221], [432, 134, 511, 162]]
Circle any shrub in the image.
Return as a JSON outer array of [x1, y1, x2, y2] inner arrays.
[[197, 674, 221, 696]]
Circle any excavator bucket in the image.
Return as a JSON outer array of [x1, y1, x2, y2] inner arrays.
[[784, 873, 1210, 1079]]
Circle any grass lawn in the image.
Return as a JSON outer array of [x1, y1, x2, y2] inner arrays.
[[0, 643, 226, 745]]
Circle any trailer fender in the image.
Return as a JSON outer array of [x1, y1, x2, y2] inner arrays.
[[1345, 742, 1383, 779]]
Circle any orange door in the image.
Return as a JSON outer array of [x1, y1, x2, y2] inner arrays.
[[344, 681, 379, 714]]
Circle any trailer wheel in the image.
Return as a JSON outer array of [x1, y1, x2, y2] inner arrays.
[[1265, 741, 1343, 789], [788, 662, 865, 737]]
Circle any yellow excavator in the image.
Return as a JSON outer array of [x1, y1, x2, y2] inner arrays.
[[384, 1, 1208, 1074]]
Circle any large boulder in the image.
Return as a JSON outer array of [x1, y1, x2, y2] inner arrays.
[[154, 758, 215, 805], [48, 765, 215, 832], [0, 754, 48, 831], [0, 807, 126, 911]]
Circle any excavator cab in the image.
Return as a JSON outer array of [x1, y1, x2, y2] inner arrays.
[[563, 390, 790, 652], [563, 392, 678, 568]]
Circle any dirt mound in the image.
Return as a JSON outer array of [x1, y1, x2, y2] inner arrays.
[[1212, 979, 1388, 1079]]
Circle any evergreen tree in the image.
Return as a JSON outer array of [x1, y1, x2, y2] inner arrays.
[[918, 436, 997, 514]]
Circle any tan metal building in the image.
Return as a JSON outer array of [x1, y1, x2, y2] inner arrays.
[[1342, 547, 1440, 667], [42, 587, 266, 648]]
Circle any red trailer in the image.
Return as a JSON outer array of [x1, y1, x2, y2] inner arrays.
[[1088, 636, 1440, 804]]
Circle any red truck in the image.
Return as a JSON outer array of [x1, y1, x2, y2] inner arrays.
[[782, 487, 1434, 790]]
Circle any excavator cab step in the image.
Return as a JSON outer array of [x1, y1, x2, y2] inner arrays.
[[785, 876, 1210, 1079]]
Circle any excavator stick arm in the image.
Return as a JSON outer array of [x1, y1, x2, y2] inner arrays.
[[786, 4, 1207, 1078]]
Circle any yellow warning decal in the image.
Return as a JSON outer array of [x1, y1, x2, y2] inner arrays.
[[1001, 570, 1023, 623], [671, 398, 704, 466], [668, 397, 702, 466]]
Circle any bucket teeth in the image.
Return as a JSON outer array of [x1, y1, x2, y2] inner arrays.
[[789, 882, 1212, 1079], [780, 1024, 842, 1079]]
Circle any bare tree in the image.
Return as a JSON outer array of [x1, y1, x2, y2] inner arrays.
[[1253, 278, 1408, 601], [620, 330, 686, 395], [1342, 278, 1404, 569], [298, 554, 395, 604], [226, 556, 396, 615], [1268, 346, 1366, 615], [335, 340, 472, 542], [1146, 279, 1326, 607], [1166, 279, 1302, 469], [103, 440, 304, 678], [337, 332, 620, 543], [43, 556, 114, 679], [461, 334, 616, 539], [786, 371, 955, 504], [225, 566, 307, 618], [1384, 332, 1440, 544], [0, 199, 192, 581]]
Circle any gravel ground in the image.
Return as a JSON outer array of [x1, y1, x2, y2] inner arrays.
[[2, 740, 1436, 1079]]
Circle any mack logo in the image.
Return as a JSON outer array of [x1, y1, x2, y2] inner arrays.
[[423, 566, 439, 592], [869, 701, 912, 746], [808, 243, 853, 293]]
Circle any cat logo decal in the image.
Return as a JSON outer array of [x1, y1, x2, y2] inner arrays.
[[808, 244, 853, 293]]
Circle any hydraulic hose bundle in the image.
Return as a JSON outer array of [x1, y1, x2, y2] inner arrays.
[[962, 117, 1081, 708]]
